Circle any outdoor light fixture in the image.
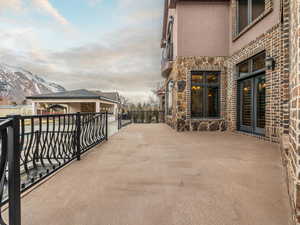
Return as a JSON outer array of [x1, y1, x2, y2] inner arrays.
[[169, 80, 174, 89], [266, 56, 276, 70]]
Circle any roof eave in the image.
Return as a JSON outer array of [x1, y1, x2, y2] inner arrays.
[[27, 96, 120, 104]]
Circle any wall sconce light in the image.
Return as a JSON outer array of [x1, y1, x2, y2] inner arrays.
[[266, 56, 276, 70], [169, 80, 174, 89]]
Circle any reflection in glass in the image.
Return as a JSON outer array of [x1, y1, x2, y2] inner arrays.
[[207, 87, 219, 117], [252, 0, 265, 21], [191, 86, 203, 117], [192, 74, 204, 83], [256, 76, 266, 129], [238, 0, 248, 32], [252, 52, 266, 72], [241, 79, 252, 127], [238, 61, 249, 77], [207, 73, 219, 84]]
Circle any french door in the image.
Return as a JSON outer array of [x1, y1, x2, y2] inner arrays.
[[238, 73, 266, 135]]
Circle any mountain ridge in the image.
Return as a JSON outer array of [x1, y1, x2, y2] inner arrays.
[[0, 63, 66, 105]]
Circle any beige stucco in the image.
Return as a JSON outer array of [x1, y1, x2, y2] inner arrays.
[[68, 103, 82, 113], [163, 0, 281, 58], [229, 0, 281, 55], [177, 1, 229, 57], [0, 105, 33, 117]]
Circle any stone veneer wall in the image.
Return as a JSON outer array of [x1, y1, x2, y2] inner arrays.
[[286, 0, 300, 223], [165, 56, 228, 132], [226, 24, 283, 143]]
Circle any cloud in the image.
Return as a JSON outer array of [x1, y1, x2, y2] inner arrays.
[[0, 0, 164, 102], [31, 0, 69, 25], [0, 0, 22, 11], [87, 0, 104, 6], [0, 25, 162, 102]]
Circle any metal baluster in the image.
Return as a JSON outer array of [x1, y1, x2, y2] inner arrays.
[[76, 112, 81, 161], [8, 115, 21, 225], [105, 111, 108, 141]]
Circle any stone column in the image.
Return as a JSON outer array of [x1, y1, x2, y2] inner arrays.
[[113, 104, 118, 120], [287, 0, 300, 224]]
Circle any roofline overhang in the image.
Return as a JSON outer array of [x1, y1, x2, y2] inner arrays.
[[26, 96, 120, 104], [170, 0, 229, 9]]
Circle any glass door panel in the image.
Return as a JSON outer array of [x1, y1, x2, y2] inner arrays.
[[238, 73, 266, 135], [239, 78, 253, 132], [191, 86, 204, 117], [254, 75, 266, 134]]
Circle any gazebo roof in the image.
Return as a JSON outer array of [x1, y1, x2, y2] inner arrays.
[[27, 89, 120, 104]]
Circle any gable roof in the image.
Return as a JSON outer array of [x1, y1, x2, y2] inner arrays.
[[27, 89, 120, 103]]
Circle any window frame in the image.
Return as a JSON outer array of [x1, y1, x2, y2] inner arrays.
[[237, 51, 266, 81], [190, 71, 221, 119], [236, 0, 266, 34]]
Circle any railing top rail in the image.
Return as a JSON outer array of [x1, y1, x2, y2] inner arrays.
[[0, 118, 13, 129], [19, 111, 108, 119]]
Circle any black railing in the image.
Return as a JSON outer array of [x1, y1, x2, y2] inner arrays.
[[0, 112, 108, 225], [118, 111, 165, 129], [0, 116, 21, 225]]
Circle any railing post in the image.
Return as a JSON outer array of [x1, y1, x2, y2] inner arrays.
[[76, 112, 81, 161], [105, 111, 108, 141], [8, 115, 21, 225]]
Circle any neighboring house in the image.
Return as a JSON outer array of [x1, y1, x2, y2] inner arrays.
[[161, 0, 300, 222], [0, 105, 32, 117], [27, 89, 120, 116]]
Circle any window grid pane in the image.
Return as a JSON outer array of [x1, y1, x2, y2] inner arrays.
[[252, 0, 265, 21], [252, 52, 266, 72], [237, 0, 265, 33], [238, 0, 248, 32], [191, 72, 220, 118]]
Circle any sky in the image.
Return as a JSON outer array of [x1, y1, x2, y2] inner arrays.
[[0, 0, 164, 102]]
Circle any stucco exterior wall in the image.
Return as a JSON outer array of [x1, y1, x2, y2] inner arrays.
[[69, 103, 81, 113], [177, 1, 229, 57]]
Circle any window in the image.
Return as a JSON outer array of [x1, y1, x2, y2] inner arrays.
[[166, 80, 173, 115], [238, 0, 265, 33], [237, 52, 266, 78], [191, 71, 220, 118]]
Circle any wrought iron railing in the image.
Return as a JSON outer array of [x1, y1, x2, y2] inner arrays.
[[118, 111, 165, 129], [0, 116, 21, 225], [0, 112, 108, 225]]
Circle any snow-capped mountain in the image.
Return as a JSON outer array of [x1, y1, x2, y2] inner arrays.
[[0, 63, 66, 104]]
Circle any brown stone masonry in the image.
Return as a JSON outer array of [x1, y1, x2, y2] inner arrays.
[[165, 56, 227, 132], [227, 24, 283, 143], [286, 0, 300, 223]]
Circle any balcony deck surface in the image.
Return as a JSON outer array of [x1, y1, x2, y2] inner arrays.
[[13, 124, 292, 225]]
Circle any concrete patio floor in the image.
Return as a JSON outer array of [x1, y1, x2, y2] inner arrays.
[[16, 124, 292, 225]]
